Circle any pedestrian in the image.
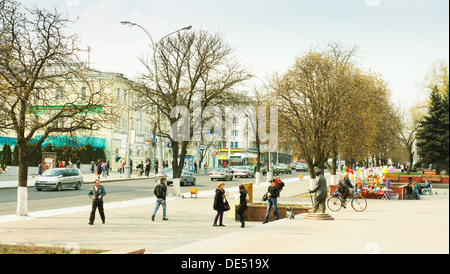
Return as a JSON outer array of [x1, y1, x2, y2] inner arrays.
[[204, 162, 208, 175], [263, 179, 280, 224], [194, 161, 198, 174], [118, 161, 124, 176], [88, 179, 106, 225], [237, 184, 248, 228], [106, 161, 110, 176], [145, 161, 151, 177], [90, 161, 95, 173], [101, 161, 107, 178], [152, 177, 168, 221], [96, 161, 102, 179], [213, 182, 229, 227], [38, 162, 43, 176]]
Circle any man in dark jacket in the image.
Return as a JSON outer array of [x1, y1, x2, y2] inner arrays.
[[152, 177, 168, 221], [263, 180, 280, 224], [309, 167, 328, 213], [88, 179, 107, 225], [338, 172, 354, 204]]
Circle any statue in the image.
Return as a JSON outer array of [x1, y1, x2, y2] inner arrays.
[[309, 167, 328, 213], [305, 167, 333, 220]]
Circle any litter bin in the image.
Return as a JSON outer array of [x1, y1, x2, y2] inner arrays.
[[243, 183, 253, 204]]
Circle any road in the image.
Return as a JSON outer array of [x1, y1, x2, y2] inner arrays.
[[0, 171, 309, 216]]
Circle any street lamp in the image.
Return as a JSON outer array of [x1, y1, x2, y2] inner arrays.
[[120, 21, 192, 188]]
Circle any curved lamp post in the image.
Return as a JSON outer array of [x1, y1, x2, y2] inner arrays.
[[120, 21, 191, 193]]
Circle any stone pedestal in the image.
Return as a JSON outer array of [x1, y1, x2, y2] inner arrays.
[[304, 212, 334, 220]]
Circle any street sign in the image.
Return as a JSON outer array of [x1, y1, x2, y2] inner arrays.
[[26, 105, 102, 115]]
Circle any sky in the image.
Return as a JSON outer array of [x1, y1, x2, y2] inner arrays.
[[18, 0, 450, 110]]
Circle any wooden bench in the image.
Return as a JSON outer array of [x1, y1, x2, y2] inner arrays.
[[423, 169, 437, 175], [385, 173, 399, 182], [421, 174, 441, 183]]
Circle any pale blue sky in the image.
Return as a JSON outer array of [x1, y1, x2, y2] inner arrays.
[[19, 0, 449, 109]]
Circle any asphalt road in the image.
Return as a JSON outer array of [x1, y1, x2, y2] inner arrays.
[[0, 171, 309, 216]]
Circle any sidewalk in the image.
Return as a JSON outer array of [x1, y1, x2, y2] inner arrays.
[[0, 175, 448, 254]]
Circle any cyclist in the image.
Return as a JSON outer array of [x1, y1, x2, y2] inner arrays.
[[338, 172, 354, 207]]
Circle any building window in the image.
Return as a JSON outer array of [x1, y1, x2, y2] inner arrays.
[[81, 87, 87, 101], [55, 87, 64, 101]]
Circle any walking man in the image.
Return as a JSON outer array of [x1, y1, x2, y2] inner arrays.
[[88, 179, 106, 225], [152, 177, 168, 221], [263, 179, 280, 224]]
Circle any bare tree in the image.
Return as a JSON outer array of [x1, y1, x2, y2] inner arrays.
[[0, 1, 117, 216], [134, 30, 251, 195]]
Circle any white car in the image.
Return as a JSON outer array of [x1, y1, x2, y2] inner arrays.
[[210, 168, 234, 181], [233, 166, 255, 178], [35, 168, 83, 191]]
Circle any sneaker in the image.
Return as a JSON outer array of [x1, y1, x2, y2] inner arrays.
[[152, 215, 155, 222], [163, 218, 169, 221]]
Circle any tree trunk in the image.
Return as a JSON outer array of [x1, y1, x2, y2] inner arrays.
[[17, 142, 29, 216]]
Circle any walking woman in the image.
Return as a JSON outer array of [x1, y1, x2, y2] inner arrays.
[[213, 182, 229, 227], [237, 184, 248, 228]]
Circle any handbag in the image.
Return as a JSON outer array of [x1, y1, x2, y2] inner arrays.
[[223, 199, 230, 212], [261, 193, 269, 202]]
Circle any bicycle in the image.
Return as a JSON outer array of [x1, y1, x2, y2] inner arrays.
[[327, 190, 367, 212]]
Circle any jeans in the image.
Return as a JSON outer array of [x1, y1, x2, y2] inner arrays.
[[153, 198, 167, 218], [264, 198, 278, 222]]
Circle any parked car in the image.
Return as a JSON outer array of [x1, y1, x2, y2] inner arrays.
[[210, 168, 234, 181], [261, 165, 280, 176], [291, 162, 302, 171], [295, 163, 309, 172], [233, 166, 255, 178], [276, 164, 292, 174], [35, 168, 83, 191], [167, 170, 196, 186]]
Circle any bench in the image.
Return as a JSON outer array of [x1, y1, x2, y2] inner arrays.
[[190, 188, 199, 198], [385, 174, 399, 182], [421, 174, 441, 183], [423, 169, 437, 175]]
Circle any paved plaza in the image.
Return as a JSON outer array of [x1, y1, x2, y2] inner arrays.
[[0, 174, 448, 255]]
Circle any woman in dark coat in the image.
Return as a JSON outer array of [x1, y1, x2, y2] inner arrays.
[[237, 184, 248, 228], [213, 182, 229, 227]]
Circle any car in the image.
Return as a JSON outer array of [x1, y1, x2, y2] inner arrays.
[[295, 163, 309, 172], [276, 164, 292, 174], [261, 165, 280, 176], [35, 168, 83, 191], [210, 168, 234, 181], [166, 170, 196, 186], [233, 166, 255, 178], [291, 162, 302, 171]]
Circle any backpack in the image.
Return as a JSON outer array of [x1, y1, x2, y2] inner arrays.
[[278, 181, 285, 191]]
